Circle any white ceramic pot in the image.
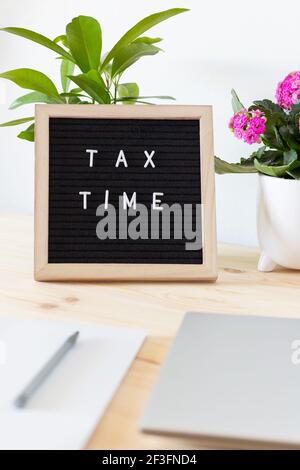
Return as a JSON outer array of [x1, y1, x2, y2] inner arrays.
[[257, 174, 300, 271]]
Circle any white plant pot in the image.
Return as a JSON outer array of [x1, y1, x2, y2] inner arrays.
[[257, 174, 300, 271]]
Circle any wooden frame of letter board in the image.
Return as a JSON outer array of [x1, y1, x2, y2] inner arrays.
[[34, 105, 217, 281]]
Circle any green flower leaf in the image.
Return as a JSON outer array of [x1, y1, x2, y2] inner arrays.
[[112, 43, 161, 78], [279, 125, 300, 151], [254, 149, 283, 166], [231, 89, 245, 113], [283, 149, 298, 165], [287, 166, 300, 179], [101, 8, 188, 70], [261, 117, 287, 150], [66, 16, 102, 73], [9, 91, 60, 109], [273, 125, 285, 150], [1, 27, 74, 62], [254, 158, 300, 177], [17, 123, 35, 142], [252, 99, 285, 116], [68, 70, 110, 104], [0, 68, 61, 99], [215, 156, 257, 174], [0, 116, 34, 127]]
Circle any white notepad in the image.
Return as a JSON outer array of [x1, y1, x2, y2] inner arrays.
[[0, 316, 146, 450]]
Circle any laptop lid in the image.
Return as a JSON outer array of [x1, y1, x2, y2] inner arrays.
[[140, 312, 300, 447]]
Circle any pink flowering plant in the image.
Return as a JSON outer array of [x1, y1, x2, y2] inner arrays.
[[215, 73, 300, 179]]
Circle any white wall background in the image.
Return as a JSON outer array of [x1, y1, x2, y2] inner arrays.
[[0, 0, 299, 246]]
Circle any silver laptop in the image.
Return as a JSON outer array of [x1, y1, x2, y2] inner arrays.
[[140, 312, 300, 447]]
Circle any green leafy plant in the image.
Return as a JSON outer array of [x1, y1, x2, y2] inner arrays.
[[0, 8, 188, 142], [215, 83, 300, 179]]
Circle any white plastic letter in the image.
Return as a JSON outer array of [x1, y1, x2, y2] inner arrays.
[[115, 150, 128, 168], [144, 150, 155, 168], [152, 192, 164, 211], [123, 192, 136, 210], [79, 191, 91, 210], [104, 189, 109, 210], [86, 149, 98, 167]]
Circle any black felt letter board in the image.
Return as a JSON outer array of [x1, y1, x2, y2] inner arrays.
[[48, 118, 202, 264]]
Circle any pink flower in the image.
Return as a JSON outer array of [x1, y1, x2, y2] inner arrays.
[[233, 127, 244, 139], [276, 71, 300, 110], [249, 116, 266, 135], [228, 108, 266, 145], [232, 111, 248, 130], [228, 115, 235, 129], [251, 109, 265, 118], [243, 127, 261, 145]]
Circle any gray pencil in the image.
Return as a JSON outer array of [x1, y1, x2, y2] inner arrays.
[[14, 331, 79, 409]]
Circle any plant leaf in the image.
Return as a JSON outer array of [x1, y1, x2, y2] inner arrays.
[[60, 92, 90, 98], [290, 103, 300, 115], [111, 43, 161, 78], [231, 89, 245, 113], [101, 8, 188, 70], [17, 123, 35, 142], [0, 116, 34, 127], [85, 69, 107, 89], [254, 158, 300, 177], [69, 87, 82, 94], [1, 27, 74, 62], [279, 125, 300, 151], [254, 149, 283, 166], [53, 34, 69, 49], [117, 82, 139, 104], [283, 149, 298, 165], [139, 95, 175, 100], [0, 68, 61, 99], [240, 148, 284, 168], [131, 101, 155, 105], [66, 16, 102, 73], [116, 94, 175, 102], [9, 91, 59, 109], [262, 124, 285, 151], [287, 166, 300, 179], [68, 96, 82, 104], [253, 146, 267, 159], [60, 59, 75, 92], [133, 36, 162, 44], [215, 156, 257, 174], [68, 70, 110, 104], [252, 99, 285, 116], [273, 125, 285, 150]]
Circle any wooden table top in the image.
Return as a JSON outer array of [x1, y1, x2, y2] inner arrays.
[[1, 215, 299, 450]]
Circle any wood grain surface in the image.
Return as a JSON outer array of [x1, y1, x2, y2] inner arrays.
[[1, 215, 299, 449]]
